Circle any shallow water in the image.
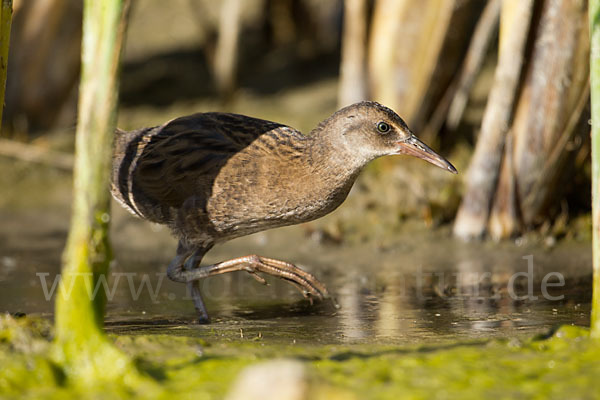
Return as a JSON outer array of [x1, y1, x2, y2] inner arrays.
[[104, 229, 592, 345], [0, 199, 592, 345]]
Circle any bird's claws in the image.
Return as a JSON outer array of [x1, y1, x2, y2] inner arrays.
[[248, 271, 269, 285], [328, 296, 340, 309], [306, 292, 314, 305]]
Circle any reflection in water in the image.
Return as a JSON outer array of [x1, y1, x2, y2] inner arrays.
[[0, 219, 593, 345], [337, 273, 368, 341], [375, 275, 404, 340]]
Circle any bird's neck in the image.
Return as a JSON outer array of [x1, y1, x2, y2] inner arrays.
[[306, 125, 369, 177], [303, 128, 366, 205]]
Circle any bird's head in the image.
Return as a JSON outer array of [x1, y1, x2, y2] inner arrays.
[[329, 101, 457, 174]]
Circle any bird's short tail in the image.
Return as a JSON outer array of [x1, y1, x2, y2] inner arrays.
[[111, 127, 152, 217]]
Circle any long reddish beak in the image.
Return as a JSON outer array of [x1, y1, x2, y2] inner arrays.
[[396, 136, 457, 174]]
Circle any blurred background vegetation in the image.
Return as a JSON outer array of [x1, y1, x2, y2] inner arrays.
[[0, 0, 592, 242]]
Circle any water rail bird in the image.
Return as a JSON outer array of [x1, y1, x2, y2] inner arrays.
[[112, 101, 457, 323]]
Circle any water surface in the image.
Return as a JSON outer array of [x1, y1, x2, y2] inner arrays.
[[0, 202, 591, 345]]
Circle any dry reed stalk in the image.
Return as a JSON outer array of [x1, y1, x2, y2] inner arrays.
[[453, 0, 533, 240]]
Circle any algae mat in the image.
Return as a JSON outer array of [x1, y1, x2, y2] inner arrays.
[[1, 315, 599, 399]]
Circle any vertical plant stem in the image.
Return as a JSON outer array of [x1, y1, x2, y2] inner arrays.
[[0, 0, 12, 133], [53, 0, 151, 385], [446, 0, 501, 130], [368, 0, 407, 112], [422, 0, 501, 143], [489, 0, 589, 239], [453, 0, 533, 240], [590, 0, 600, 338], [213, 0, 241, 97], [338, 0, 368, 107]]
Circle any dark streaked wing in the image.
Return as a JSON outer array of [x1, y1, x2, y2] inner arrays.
[[131, 112, 294, 209]]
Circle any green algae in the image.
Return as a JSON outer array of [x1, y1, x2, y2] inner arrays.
[[1, 314, 599, 399], [313, 326, 600, 399]]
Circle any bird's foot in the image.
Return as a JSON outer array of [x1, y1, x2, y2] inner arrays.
[[190, 254, 330, 303], [239, 255, 330, 302], [169, 248, 331, 322]]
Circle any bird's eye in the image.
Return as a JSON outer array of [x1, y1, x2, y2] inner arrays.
[[377, 122, 390, 133]]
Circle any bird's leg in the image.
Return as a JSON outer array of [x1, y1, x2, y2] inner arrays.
[[167, 242, 211, 324], [181, 254, 330, 303]]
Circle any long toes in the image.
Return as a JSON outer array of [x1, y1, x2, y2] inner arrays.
[[298, 281, 325, 301], [236, 256, 329, 303], [258, 257, 330, 298], [248, 270, 269, 285], [264, 268, 321, 298], [257, 260, 328, 301], [277, 267, 329, 300], [283, 276, 322, 299], [245, 263, 319, 299], [284, 279, 322, 301]]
